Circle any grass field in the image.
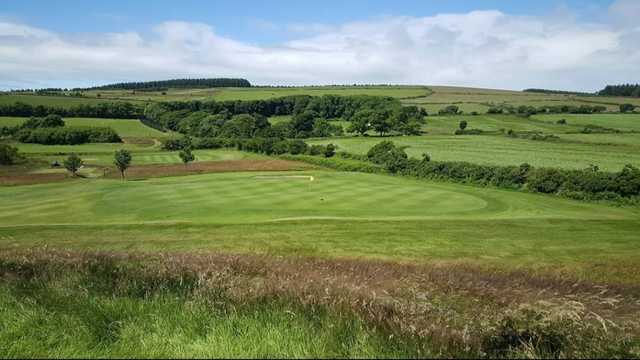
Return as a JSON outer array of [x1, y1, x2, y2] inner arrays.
[[402, 86, 640, 114], [0, 94, 140, 107], [532, 113, 640, 132], [310, 134, 640, 171], [3, 86, 640, 358], [74, 86, 431, 102], [1, 170, 638, 282]]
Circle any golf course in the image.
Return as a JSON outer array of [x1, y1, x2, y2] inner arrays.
[[2, 80, 640, 358]]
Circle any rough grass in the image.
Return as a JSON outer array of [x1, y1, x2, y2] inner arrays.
[[0, 250, 637, 358]]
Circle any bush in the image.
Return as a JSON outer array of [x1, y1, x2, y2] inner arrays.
[[620, 103, 635, 113], [526, 168, 567, 193], [16, 126, 121, 145], [0, 143, 20, 165], [22, 114, 65, 129], [438, 105, 460, 115], [324, 144, 336, 158]]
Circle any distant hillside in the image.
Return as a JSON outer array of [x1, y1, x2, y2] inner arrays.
[[598, 84, 640, 97], [76, 78, 251, 91]]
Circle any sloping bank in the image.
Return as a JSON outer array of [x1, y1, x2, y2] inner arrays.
[[0, 250, 638, 358]]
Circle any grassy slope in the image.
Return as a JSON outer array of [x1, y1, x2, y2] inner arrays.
[[532, 113, 640, 132], [310, 135, 640, 171], [77, 86, 431, 102], [0, 285, 402, 358], [1, 170, 638, 282], [0, 94, 140, 107]]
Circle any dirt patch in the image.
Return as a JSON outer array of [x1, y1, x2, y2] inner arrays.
[[105, 159, 317, 180], [122, 137, 156, 147], [0, 172, 71, 186]]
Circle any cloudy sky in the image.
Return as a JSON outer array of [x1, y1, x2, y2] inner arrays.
[[1, 0, 639, 91]]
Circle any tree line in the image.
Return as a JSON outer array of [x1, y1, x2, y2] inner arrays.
[[523, 88, 593, 96], [2, 114, 121, 145], [147, 94, 427, 139], [598, 84, 640, 97], [0, 102, 142, 119], [75, 78, 251, 91]]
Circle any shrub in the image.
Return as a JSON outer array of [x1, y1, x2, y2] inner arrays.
[[0, 143, 20, 165], [63, 153, 83, 176], [438, 105, 460, 115], [620, 103, 635, 113], [307, 144, 326, 156], [556, 118, 567, 125], [324, 144, 336, 158], [16, 127, 121, 145], [287, 139, 308, 155], [526, 168, 567, 193]]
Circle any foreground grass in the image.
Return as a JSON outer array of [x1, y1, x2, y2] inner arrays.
[[0, 269, 408, 358], [0, 251, 637, 358]]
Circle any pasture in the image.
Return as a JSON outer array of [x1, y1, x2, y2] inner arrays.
[[309, 134, 640, 171], [77, 86, 431, 102], [0, 94, 139, 107]]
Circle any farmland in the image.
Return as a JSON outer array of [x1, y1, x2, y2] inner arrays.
[[1, 85, 640, 358]]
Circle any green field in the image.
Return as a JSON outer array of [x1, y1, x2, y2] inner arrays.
[[310, 134, 640, 171], [532, 113, 640, 132], [3, 86, 640, 358], [0, 94, 140, 107], [76, 86, 430, 102], [1, 170, 638, 281]]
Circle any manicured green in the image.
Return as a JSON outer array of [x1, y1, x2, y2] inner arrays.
[[1, 170, 638, 282]]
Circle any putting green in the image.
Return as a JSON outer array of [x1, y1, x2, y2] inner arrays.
[[0, 170, 634, 227]]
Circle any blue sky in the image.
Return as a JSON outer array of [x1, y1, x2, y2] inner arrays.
[[2, 0, 615, 43], [0, 0, 638, 90]]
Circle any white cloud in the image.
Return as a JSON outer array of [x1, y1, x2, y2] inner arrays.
[[0, 9, 639, 90]]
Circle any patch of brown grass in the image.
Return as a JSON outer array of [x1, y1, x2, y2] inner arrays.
[[0, 172, 70, 186]]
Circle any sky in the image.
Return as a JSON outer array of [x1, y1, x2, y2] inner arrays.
[[1, 0, 639, 91]]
